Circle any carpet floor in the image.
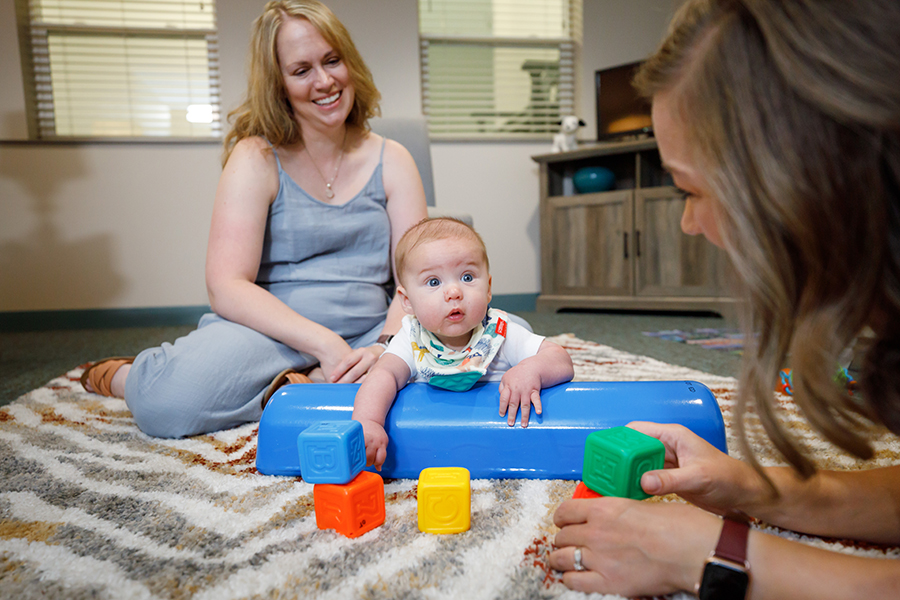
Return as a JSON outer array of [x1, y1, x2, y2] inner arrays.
[[2, 333, 896, 600]]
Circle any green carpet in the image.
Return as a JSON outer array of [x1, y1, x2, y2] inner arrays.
[[0, 310, 742, 407]]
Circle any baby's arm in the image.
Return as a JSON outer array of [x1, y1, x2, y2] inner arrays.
[[499, 339, 574, 427], [351, 353, 411, 470]]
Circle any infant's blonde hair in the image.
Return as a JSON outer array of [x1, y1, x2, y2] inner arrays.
[[395, 218, 489, 286]]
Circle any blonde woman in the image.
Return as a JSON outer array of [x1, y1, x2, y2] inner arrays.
[[80, 0, 428, 437], [550, 0, 900, 598]]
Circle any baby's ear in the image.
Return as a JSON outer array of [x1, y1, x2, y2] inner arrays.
[[397, 286, 415, 315]]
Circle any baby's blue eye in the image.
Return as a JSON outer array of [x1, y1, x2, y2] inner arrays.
[[461, 273, 474, 283], [427, 277, 441, 287]]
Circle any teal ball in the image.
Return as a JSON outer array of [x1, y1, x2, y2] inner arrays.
[[573, 167, 615, 193]]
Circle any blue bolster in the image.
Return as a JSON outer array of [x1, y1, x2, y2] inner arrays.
[[256, 380, 727, 480]]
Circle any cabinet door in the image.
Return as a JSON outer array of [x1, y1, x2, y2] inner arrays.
[[634, 187, 729, 297], [544, 190, 633, 297]]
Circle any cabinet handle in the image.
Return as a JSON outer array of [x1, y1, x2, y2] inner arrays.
[[623, 232, 629, 259], [635, 230, 641, 257]]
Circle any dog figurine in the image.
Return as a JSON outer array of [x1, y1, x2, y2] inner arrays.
[[552, 116, 586, 153]]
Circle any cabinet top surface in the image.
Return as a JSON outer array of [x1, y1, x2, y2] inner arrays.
[[532, 137, 658, 164]]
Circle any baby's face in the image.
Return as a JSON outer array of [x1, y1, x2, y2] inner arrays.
[[398, 237, 491, 350]]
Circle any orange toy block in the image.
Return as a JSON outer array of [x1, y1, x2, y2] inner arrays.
[[313, 471, 385, 538], [572, 481, 603, 499]]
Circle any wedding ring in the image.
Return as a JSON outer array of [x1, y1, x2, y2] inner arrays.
[[573, 547, 586, 571]]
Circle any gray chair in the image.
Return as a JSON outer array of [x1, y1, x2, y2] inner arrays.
[[369, 116, 473, 225]]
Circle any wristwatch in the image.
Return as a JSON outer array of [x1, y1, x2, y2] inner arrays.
[[697, 516, 751, 600], [375, 334, 393, 349]]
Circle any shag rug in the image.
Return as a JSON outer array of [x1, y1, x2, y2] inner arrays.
[[2, 334, 899, 600]]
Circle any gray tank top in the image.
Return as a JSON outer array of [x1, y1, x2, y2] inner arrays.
[[256, 138, 392, 340]]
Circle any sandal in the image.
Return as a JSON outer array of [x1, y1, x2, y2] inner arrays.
[[262, 367, 313, 410], [80, 357, 135, 397]]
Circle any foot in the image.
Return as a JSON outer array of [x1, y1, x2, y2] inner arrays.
[[80, 357, 134, 398]]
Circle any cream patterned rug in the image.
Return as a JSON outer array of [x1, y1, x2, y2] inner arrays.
[[2, 334, 898, 600]]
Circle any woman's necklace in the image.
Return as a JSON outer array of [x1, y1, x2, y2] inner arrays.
[[304, 130, 347, 199]]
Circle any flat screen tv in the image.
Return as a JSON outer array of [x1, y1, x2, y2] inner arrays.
[[595, 61, 653, 141]]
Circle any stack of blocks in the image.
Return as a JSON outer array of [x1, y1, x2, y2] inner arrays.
[[579, 426, 665, 500], [298, 421, 472, 537], [298, 421, 662, 537], [298, 421, 385, 538]]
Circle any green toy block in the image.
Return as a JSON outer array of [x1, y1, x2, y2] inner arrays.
[[582, 427, 665, 500]]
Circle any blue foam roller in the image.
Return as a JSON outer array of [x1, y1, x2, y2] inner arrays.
[[256, 380, 727, 480]]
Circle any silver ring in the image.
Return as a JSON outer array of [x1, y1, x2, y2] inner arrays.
[[573, 547, 585, 571]]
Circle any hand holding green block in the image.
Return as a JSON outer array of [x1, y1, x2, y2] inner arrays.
[[582, 426, 665, 499]]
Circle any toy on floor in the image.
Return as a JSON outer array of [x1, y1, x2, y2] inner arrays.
[[777, 367, 858, 396], [572, 481, 603, 499], [257, 380, 727, 480], [313, 471, 385, 538], [298, 421, 385, 538], [582, 426, 665, 500], [418, 467, 471, 534], [297, 420, 365, 484]]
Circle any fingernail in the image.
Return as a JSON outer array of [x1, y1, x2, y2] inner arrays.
[[641, 473, 660, 493]]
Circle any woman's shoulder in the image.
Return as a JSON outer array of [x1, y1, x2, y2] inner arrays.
[[364, 132, 417, 178], [229, 135, 276, 163]]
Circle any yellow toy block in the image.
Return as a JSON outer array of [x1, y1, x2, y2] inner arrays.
[[417, 467, 470, 534]]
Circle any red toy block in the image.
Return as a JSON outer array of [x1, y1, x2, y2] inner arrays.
[[313, 471, 385, 538], [572, 481, 603, 499]]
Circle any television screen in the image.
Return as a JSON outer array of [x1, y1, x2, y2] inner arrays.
[[595, 61, 653, 141]]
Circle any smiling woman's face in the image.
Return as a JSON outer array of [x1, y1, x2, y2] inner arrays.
[[652, 90, 725, 248], [276, 16, 354, 132]]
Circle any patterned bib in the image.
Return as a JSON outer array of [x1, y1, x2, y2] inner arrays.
[[407, 308, 509, 391]]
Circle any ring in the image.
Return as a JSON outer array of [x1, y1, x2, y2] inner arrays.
[[573, 547, 585, 571]]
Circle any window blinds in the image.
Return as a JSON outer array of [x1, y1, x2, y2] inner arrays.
[[19, 0, 221, 139], [419, 0, 581, 139]]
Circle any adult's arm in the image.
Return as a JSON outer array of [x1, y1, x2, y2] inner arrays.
[[628, 421, 900, 543], [550, 495, 900, 599], [205, 137, 356, 378]]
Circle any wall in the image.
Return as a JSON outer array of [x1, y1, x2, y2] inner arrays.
[[0, 0, 678, 313]]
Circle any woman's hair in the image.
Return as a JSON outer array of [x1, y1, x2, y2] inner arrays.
[[221, 0, 381, 165], [395, 218, 490, 286], [634, 0, 900, 477]]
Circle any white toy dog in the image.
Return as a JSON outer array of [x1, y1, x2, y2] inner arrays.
[[551, 116, 586, 153]]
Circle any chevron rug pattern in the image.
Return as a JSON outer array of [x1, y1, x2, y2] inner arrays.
[[1, 334, 898, 599]]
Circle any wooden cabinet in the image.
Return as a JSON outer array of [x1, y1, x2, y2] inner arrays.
[[533, 139, 736, 315]]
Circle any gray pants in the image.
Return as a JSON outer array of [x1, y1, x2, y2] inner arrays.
[[124, 313, 383, 438], [123, 311, 532, 438]]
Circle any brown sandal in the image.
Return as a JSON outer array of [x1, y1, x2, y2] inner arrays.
[[80, 357, 135, 397], [262, 368, 313, 410]]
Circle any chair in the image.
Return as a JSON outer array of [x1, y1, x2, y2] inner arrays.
[[369, 116, 473, 225]]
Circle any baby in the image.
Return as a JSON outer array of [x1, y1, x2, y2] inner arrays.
[[352, 217, 575, 470]]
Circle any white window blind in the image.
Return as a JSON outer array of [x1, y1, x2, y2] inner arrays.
[[17, 0, 221, 140], [419, 0, 581, 139]]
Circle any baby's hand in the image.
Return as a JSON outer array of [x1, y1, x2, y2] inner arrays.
[[358, 419, 389, 470], [498, 366, 543, 427]]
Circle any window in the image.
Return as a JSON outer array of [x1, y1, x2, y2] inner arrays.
[[419, 0, 581, 140], [16, 0, 221, 140]]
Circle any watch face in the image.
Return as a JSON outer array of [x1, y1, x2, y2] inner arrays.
[[699, 561, 750, 600]]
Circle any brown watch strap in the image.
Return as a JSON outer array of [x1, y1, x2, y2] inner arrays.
[[714, 517, 750, 565], [376, 334, 393, 345]]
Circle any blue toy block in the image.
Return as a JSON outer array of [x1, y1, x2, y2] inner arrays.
[[257, 380, 727, 480], [297, 420, 366, 484], [582, 426, 665, 499]]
